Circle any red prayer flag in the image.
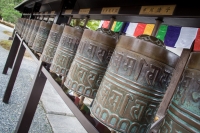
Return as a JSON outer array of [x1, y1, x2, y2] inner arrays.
[[194, 28, 200, 51], [133, 23, 147, 37], [102, 21, 110, 28]]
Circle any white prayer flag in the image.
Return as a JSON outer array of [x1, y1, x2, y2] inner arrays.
[[98, 20, 104, 28], [175, 27, 198, 49], [125, 23, 138, 36]]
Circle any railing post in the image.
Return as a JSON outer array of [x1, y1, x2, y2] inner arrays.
[[3, 34, 20, 73], [14, 62, 47, 133], [3, 40, 25, 103]]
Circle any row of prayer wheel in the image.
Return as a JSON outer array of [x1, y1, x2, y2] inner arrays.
[[15, 18, 199, 133]]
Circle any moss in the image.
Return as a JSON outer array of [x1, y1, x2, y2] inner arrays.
[[0, 40, 31, 58], [0, 40, 12, 50], [3, 30, 12, 36]]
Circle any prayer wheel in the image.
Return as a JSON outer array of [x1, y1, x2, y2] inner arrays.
[[28, 20, 41, 47], [64, 29, 117, 98], [50, 26, 84, 76], [32, 21, 52, 53], [159, 52, 200, 133], [23, 19, 32, 38], [40, 24, 64, 63], [18, 18, 26, 35], [25, 20, 36, 43], [15, 18, 20, 34], [91, 35, 179, 133], [21, 19, 29, 37]]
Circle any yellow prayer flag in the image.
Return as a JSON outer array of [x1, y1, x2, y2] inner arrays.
[[111, 21, 117, 31], [143, 24, 155, 35]]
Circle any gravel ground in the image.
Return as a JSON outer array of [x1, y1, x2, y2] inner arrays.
[[0, 46, 53, 133]]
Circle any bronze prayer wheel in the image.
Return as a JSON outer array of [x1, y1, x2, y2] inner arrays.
[[28, 20, 41, 47], [50, 26, 84, 76], [91, 35, 179, 132], [159, 52, 200, 133], [18, 18, 24, 35], [23, 19, 32, 39], [15, 18, 20, 34], [32, 21, 52, 53], [40, 24, 64, 63], [21, 19, 29, 37], [64, 29, 117, 98], [25, 20, 36, 43], [19, 18, 26, 36]]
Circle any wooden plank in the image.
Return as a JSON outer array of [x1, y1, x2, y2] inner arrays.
[[139, 5, 176, 15], [156, 49, 191, 117], [101, 7, 120, 14]]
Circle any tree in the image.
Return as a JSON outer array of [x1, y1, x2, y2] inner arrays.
[[0, 0, 23, 23]]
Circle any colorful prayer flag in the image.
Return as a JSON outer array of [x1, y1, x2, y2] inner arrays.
[[114, 22, 123, 32], [194, 28, 200, 51], [122, 22, 130, 33], [126, 23, 138, 36], [164, 26, 181, 47], [175, 27, 198, 49], [156, 25, 168, 41], [102, 21, 110, 28], [133, 23, 146, 37], [98, 20, 104, 28], [143, 24, 155, 35], [111, 21, 117, 31]]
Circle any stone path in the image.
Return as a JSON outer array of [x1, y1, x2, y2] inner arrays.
[[0, 23, 13, 41], [0, 46, 53, 133]]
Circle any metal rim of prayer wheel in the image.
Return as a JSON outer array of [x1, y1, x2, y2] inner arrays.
[[91, 35, 179, 133], [159, 52, 200, 133], [31, 21, 52, 53], [137, 34, 165, 48], [25, 20, 36, 43], [23, 19, 32, 39], [40, 23, 64, 64], [28, 20, 41, 47], [50, 25, 84, 76], [64, 29, 117, 99]]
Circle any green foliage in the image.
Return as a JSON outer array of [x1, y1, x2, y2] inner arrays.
[[0, 0, 23, 23], [86, 20, 100, 30], [70, 19, 100, 31], [0, 40, 12, 50]]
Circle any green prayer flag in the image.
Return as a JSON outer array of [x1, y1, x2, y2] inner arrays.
[[114, 22, 123, 32], [156, 25, 168, 41]]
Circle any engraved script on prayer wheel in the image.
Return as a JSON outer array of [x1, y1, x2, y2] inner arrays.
[[21, 19, 29, 37], [50, 26, 83, 76], [25, 20, 36, 43], [23, 20, 32, 39], [18, 18, 25, 35], [159, 52, 200, 133], [64, 29, 116, 98], [28, 20, 41, 47], [32, 21, 52, 53], [41, 24, 64, 64], [19, 18, 26, 36], [91, 35, 179, 133]]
